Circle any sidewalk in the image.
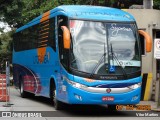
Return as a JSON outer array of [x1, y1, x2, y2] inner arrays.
[[0, 86, 55, 111]]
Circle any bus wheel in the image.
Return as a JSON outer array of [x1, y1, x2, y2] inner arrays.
[[19, 77, 28, 98], [51, 83, 63, 110]]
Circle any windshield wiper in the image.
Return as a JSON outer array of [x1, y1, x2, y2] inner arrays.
[[89, 43, 108, 78], [110, 43, 128, 79], [89, 43, 127, 79]]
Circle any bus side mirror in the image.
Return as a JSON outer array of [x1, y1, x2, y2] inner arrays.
[[61, 26, 71, 49], [138, 30, 152, 52]]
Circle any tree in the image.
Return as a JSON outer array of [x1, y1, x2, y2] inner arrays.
[[154, 0, 160, 9], [0, 0, 24, 28], [0, 30, 14, 64], [0, 0, 77, 28]]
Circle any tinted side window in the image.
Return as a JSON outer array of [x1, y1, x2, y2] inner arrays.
[[13, 33, 20, 51], [13, 17, 56, 52], [58, 15, 69, 69], [14, 24, 39, 51], [49, 18, 56, 51]]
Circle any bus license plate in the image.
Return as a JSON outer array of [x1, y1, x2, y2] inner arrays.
[[102, 96, 114, 101]]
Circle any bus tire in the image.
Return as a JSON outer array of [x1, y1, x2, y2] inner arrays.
[[50, 80, 63, 110], [19, 76, 28, 98]]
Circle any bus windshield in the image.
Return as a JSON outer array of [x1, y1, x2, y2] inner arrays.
[[69, 20, 140, 76]]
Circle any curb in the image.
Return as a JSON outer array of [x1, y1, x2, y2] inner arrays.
[[151, 108, 160, 112]]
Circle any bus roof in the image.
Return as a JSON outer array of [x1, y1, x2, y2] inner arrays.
[[16, 5, 135, 32], [54, 5, 135, 21]]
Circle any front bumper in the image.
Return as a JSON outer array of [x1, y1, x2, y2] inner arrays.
[[65, 83, 141, 105]]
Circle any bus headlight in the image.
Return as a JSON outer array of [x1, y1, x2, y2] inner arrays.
[[128, 83, 142, 90], [66, 78, 87, 89]]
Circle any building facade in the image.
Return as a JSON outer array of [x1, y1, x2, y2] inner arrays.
[[125, 9, 160, 102]]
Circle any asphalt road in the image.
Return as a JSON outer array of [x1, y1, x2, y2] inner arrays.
[[0, 87, 159, 120]]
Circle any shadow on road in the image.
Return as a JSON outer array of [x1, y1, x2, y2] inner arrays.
[[60, 105, 128, 117], [22, 94, 130, 117]]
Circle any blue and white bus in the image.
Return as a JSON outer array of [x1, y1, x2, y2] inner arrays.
[[13, 5, 152, 110]]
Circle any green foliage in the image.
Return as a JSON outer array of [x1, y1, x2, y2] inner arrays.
[[0, 0, 24, 28], [0, 30, 14, 64], [22, 0, 56, 24], [21, 0, 82, 24], [0, 0, 81, 28], [154, 0, 160, 9], [0, 28, 4, 33]]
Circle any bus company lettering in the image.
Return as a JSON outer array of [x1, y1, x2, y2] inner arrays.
[[110, 23, 132, 36], [34, 52, 50, 64], [100, 76, 118, 80], [75, 12, 130, 19]]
